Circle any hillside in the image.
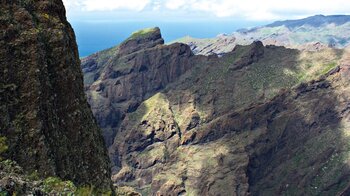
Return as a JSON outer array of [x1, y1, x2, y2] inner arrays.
[[0, 0, 112, 194], [173, 15, 350, 55], [82, 27, 350, 195]]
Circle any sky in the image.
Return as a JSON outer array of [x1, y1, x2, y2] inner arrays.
[[63, 0, 350, 56], [63, 0, 350, 22]]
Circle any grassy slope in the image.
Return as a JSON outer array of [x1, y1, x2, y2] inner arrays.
[[127, 46, 343, 130], [117, 44, 348, 194]]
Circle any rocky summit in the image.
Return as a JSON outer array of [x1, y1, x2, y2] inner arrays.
[[0, 0, 112, 194], [82, 27, 198, 147], [82, 26, 350, 195]]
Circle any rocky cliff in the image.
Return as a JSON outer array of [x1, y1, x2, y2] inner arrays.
[[82, 27, 202, 147], [0, 0, 112, 194], [83, 27, 350, 195]]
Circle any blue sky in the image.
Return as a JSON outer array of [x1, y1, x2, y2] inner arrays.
[[63, 0, 350, 56], [63, 0, 350, 22]]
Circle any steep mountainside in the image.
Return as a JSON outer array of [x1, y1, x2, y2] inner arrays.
[[0, 0, 112, 194], [82, 27, 350, 195], [82, 27, 202, 146], [173, 15, 350, 55]]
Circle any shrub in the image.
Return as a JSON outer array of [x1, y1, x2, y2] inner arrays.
[[42, 177, 76, 194]]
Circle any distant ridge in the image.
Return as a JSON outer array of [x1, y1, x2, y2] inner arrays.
[[175, 14, 350, 55], [266, 14, 350, 28]]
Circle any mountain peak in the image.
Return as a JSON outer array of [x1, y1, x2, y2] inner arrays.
[[119, 27, 164, 55], [128, 27, 161, 40]]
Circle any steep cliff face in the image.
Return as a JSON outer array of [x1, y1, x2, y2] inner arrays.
[[83, 27, 350, 195], [82, 27, 201, 146], [0, 0, 111, 192]]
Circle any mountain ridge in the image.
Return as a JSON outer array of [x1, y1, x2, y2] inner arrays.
[[266, 14, 350, 28], [81, 26, 350, 195], [174, 14, 350, 55]]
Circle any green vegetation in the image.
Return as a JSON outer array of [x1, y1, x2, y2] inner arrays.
[[320, 62, 338, 75], [170, 36, 217, 47], [28, 170, 40, 181], [42, 13, 50, 20], [0, 159, 113, 195], [137, 144, 166, 160], [115, 186, 142, 195], [0, 136, 8, 160], [97, 46, 119, 63], [42, 177, 113, 195], [76, 185, 113, 195], [42, 177, 76, 194], [75, 186, 98, 196], [244, 49, 299, 99], [128, 27, 159, 40], [252, 118, 350, 196], [128, 92, 170, 123]]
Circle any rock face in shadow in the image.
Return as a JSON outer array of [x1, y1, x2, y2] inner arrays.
[[246, 75, 350, 195], [83, 27, 350, 195], [0, 0, 111, 191]]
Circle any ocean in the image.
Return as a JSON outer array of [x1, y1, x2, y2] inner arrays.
[[70, 21, 266, 57]]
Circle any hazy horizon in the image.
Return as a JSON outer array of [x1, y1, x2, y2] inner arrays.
[[72, 20, 268, 57], [65, 0, 350, 56]]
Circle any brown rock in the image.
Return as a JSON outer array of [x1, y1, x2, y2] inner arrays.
[[82, 28, 196, 147], [83, 28, 350, 195]]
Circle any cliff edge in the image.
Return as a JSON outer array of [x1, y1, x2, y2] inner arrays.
[[0, 0, 112, 193]]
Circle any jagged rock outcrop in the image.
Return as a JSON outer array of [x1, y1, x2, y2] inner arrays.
[[83, 27, 350, 195], [0, 0, 112, 192], [229, 41, 264, 71], [82, 27, 203, 146], [118, 27, 165, 55]]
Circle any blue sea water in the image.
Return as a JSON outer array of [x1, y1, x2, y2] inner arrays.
[[71, 21, 266, 57]]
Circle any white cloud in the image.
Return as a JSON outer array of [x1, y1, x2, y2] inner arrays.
[[152, 0, 162, 11], [84, 0, 150, 11], [176, 0, 350, 20], [63, 0, 82, 9], [165, 0, 187, 10], [63, 0, 151, 11], [63, 0, 350, 21]]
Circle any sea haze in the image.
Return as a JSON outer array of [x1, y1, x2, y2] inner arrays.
[[71, 20, 266, 57]]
